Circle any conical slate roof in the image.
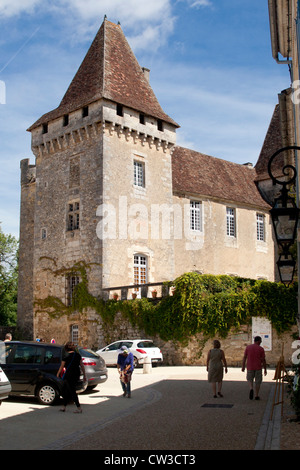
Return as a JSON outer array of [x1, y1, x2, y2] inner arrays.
[[254, 105, 284, 181], [28, 19, 178, 131]]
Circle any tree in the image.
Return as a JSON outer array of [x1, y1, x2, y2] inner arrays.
[[0, 226, 18, 326]]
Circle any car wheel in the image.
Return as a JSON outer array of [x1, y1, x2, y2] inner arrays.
[[36, 383, 59, 406]]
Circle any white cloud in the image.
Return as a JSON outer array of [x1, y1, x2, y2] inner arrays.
[[0, 0, 176, 51], [0, 0, 40, 17], [189, 0, 213, 7]]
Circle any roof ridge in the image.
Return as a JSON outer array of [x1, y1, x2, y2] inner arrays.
[[175, 145, 254, 170]]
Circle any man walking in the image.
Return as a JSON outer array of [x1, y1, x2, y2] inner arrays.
[[242, 336, 267, 400]]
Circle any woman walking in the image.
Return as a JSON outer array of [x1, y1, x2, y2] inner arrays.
[[57, 341, 86, 413], [207, 340, 228, 398]]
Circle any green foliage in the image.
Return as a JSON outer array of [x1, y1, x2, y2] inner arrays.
[[35, 265, 298, 344], [0, 228, 18, 326], [287, 363, 300, 420]]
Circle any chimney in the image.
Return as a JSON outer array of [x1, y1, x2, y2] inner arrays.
[[142, 67, 150, 82]]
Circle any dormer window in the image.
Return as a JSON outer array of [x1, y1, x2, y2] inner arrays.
[[42, 123, 48, 134], [116, 103, 123, 117], [157, 119, 163, 132], [82, 106, 89, 118]]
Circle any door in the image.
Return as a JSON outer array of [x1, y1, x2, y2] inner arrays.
[[6, 344, 43, 393]]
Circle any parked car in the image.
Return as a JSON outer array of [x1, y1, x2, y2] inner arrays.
[[0, 341, 87, 406], [0, 341, 12, 403], [0, 366, 11, 403], [78, 347, 108, 389], [97, 339, 163, 367]]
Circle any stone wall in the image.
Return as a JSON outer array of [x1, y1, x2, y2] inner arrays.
[[33, 308, 298, 368]]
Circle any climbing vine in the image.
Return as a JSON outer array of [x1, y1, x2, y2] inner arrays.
[[35, 263, 298, 344]]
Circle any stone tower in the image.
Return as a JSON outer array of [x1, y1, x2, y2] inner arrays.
[[18, 19, 179, 342]]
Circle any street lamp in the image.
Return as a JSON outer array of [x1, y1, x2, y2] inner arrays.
[[268, 146, 300, 286]]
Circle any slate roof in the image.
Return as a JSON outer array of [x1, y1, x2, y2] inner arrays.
[[28, 19, 178, 131], [254, 105, 284, 181], [172, 146, 270, 209]]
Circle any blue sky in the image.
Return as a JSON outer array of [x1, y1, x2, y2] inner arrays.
[[0, 0, 290, 238]]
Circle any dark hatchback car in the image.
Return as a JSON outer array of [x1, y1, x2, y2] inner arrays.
[[1, 341, 87, 405]]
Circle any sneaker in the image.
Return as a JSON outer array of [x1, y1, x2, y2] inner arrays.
[[249, 389, 254, 400]]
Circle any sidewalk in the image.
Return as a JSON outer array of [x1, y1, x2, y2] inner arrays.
[[0, 366, 286, 450]]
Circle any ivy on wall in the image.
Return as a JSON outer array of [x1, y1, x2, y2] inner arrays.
[[35, 264, 298, 343]]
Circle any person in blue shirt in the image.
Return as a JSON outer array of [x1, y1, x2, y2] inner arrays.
[[117, 345, 134, 398]]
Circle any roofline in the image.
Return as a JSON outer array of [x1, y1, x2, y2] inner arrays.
[[172, 189, 271, 211], [268, 0, 292, 63]]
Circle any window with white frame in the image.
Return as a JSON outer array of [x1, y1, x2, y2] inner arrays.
[[256, 213, 265, 241], [134, 160, 145, 187], [134, 254, 147, 290], [226, 207, 236, 237], [190, 201, 202, 231], [71, 324, 79, 345]]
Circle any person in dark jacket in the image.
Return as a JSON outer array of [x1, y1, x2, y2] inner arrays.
[[57, 341, 86, 413], [117, 345, 134, 398]]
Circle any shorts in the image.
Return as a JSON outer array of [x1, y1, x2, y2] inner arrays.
[[247, 369, 262, 385]]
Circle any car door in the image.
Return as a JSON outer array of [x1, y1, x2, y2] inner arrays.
[[6, 344, 43, 393], [99, 341, 123, 365]]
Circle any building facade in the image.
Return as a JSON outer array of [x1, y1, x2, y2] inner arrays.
[[18, 19, 276, 345]]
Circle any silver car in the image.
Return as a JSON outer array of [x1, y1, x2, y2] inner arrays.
[[78, 348, 108, 390]]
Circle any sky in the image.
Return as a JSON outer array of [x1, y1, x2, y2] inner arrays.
[[0, 0, 291, 239]]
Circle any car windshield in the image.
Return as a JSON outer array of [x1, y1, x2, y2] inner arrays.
[[79, 348, 99, 358], [137, 341, 156, 348]]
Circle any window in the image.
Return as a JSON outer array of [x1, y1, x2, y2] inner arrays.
[[157, 119, 163, 131], [41, 228, 47, 240], [67, 201, 80, 231], [139, 113, 145, 125], [134, 254, 147, 293], [71, 324, 79, 345], [42, 123, 48, 134], [190, 201, 202, 231], [63, 114, 69, 126], [66, 276, 80, 306], [44, 347, 61, 364], [82, 106, 89, 118], [134, 161, 145, 187], [257, 213, 265, 241], [116, 103, 123, 116], [69, 158, 80, 188], [226, 207, 236, 237], [12, 345, 42, 364]]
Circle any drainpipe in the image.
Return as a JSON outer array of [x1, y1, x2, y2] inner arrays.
[[268, 0, 292, 64]]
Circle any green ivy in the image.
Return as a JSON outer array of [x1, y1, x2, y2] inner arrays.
[[35, 266, 298, 344]]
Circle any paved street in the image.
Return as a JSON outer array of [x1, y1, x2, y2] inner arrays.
[[0, 366, 282, 451]]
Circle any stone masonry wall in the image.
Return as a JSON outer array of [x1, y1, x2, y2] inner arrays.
[[33, 308, 298, 368]]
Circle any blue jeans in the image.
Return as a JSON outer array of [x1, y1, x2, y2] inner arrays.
[[120, 371, 132, 396]]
